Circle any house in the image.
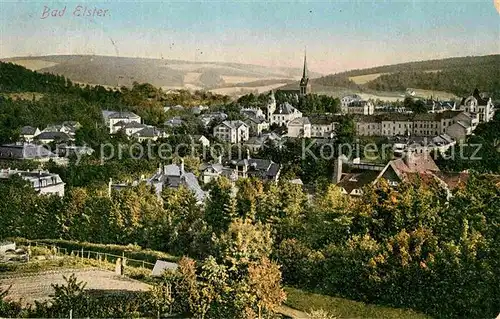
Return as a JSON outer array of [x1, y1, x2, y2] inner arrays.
[[229, 155, 281, 181], [189, 135, 210, 147], [244, 132, 282, 153], [147, 162, 206, 203], [244, 116, 269, 136], [103, 111, 142, 134], [191, 105, 209, 115], [341, 94, 362, 109], [213, 120, 250, 143], [200, 154, 280, 183], [241, 108, 265, 119], [133, 127, 167, 142], [287, 117, 311, 138], [164, 117, 185, 128], [199, 112, 228, 128], [458, 89, 495, 123], [0, 143, 59, 162], [342, 100, 374, 115], [334, 152, 441, 196], [405, 88, 416, 97], [113, 121, 149, 136], [0, 168, 65, 196], [200, 162, 238, 184], [35, 131, 73, 144], [270, 102, 302, 126], [350, 111, 477, 138], [20, 126, 41, 142], [57, 145, 94, 157], [428, 100, 456, 113], [309, 115, 338, 138], [354, 115, 382, 136]]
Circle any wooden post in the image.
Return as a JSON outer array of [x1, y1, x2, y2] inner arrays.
[[81, 248, 84, 261]]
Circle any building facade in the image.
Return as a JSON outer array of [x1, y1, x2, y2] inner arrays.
[[213, 120, 250, 143]]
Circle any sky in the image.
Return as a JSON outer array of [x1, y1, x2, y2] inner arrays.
[[0, 0, 499, 74]]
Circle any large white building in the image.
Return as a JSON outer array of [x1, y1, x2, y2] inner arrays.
[[341, 95, 374, 115], [102, 111, 142, 134], [287, 117, 311, 138], [0, 168, 65, 197], [270, 102, 302, 126], [458, 89, 495, 123], [213, 120, 250, 143]]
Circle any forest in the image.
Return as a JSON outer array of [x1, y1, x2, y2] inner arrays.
[[314, 54, 500, 97], [0, 169, 498, 318]]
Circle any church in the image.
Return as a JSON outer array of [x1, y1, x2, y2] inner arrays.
[[299, 51, 311, 96], [277, 51, 311, 96]]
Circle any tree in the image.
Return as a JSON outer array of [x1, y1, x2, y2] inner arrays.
[[334, 116, 356, 145], [248, 257, 287, 319], [51, 274, 88, 317]]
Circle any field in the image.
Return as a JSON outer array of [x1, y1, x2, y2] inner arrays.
[[411, 88, 457, 100], [4, 59, 58, 71], [284, 287, 430, 319], [349, 73, 388, 84], [0, 268, 150, 306], [0, 92, 45, 101]]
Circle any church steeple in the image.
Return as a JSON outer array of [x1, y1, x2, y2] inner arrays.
[[302, 49, 308, 79], [299, 49, 311, 96]]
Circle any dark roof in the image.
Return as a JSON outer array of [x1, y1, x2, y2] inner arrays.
[[245, 116, 267, 124], [433, 171, 470, 190], [337, 170, 379, 193], [309, 115, 341, 125], [20, 126, 38, 135], [108, 111, 140, 119], [0, 143, 57, 159], [134, 127, 161, 137], [119, 122, 148, 129], [234, 158, 280, 178], [35, 131, 72, 141], [273, 102, 298, 115]]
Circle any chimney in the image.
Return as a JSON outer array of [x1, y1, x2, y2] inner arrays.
[[333, 156, 343, 184], [246, 149, 250, 160], [164, 165, 168, 175], [403, 150, 415, 168], [180, 158, 185, 175], [217, 155, 222, 164], [157, 163, 161, 175]]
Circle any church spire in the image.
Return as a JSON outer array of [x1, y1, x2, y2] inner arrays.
[[302, 48, 308, 79]]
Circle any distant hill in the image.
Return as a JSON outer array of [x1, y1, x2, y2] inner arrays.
[[0, 55, 322, 93], [312, 54, 500, 98]]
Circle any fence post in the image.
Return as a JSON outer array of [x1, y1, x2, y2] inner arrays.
[[81, 248, 84, 261], [142, 260, 145, 268]]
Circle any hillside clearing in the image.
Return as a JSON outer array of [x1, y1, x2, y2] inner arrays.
[[1, 59, 58, 71], [349, 73, 388, 84]]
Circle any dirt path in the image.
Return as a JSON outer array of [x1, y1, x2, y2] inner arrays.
[[0, 268, 150, 306], [277, 305, 310, 318]]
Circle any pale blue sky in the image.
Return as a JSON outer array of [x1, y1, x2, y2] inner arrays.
[[0, 0, 499, 73]]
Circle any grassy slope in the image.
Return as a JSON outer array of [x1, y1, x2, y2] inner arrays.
[[284, 287, 430, 319]]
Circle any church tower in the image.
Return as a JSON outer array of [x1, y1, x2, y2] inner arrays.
[[299, 50, 311, 96]]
